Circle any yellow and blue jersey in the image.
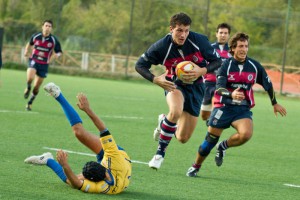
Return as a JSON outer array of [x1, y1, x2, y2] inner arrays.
[[80, 134, 132, 194]]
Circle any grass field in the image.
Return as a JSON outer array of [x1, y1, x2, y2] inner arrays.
[[0, 69, 299, 200]]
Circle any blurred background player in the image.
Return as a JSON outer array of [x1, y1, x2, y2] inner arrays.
[[135, 12, 222, 170], [23, 20, 62, 111], [25, 83, 132, 194], [186, 32, 287, 177], [201, 23, 231, 126]]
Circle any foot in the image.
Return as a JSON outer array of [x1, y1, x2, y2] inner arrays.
[[26, 104, 32, 111], [24, 88, 31, 99], [43, 82, 61, 98], [148, 155, 164, 169], [186, 166, 200, 177], [24, 152, 54, 165], [153, 114, 165, 141], [215, 143, 226, 167]]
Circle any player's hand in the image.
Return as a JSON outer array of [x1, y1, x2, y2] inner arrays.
[[273, 103, 287, 117], [231, 87, 245, 101], [76, 93, 91, 112], [153, 70, 176, 92], [56, 150, 68, 167]]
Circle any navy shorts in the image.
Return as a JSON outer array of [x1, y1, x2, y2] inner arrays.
[[167, 82, 204, 117], [208, 105, 252, 129], [28, 59, 48, 78], [202, 82, 216, 105]]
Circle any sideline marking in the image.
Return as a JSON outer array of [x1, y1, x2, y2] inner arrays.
[[0, 109, 39, 114], [283, 183, 300, 188], [43, 147, 148, 165]]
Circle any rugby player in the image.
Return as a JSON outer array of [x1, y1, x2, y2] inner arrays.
[[23, 20, 62, 111], [25, 83, 132, 194], [186, 32, 287, 177]]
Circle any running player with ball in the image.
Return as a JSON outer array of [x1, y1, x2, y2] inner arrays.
[[135, 12, 222, 170]]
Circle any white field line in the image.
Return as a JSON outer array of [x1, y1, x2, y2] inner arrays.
[[283, 183, 300, 188], [43, 146, 148, 165], [0, 109, 143, 120], [0, 109, 39, 114]]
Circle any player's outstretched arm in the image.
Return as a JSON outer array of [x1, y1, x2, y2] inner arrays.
[[76, 93, 107, 132], [273, 103, 287, 117], [56, 150, 83, 189]]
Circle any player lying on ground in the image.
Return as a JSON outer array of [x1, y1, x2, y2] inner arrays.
[[24, 83, 132, 194]]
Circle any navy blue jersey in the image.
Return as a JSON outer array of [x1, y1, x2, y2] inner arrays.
[[214, 57, 273, 108], [136, 31, 220, 85], [29, 32, 62, 64], [204, 42, 231, 83]]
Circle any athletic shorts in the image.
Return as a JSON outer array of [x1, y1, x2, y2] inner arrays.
[[208, 105, 252, 129], [167, 82, 204, 117], [202, 81, 216, 105], [28, 58, 49, 78]]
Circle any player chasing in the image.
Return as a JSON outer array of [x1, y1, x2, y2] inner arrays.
[[24, 83, 132, 194], [135, 12, 222, 170], [23, 20, 62, 111], [186, 32, 287, 177], [201, 23, 231, 126]]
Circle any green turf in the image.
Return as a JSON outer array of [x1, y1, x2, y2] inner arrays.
[[0, 69, 299, 200]]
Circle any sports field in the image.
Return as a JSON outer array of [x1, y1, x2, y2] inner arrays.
[[0, 69, 299, 200]]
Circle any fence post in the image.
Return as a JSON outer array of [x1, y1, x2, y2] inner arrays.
[[81, 52, 89, 70], [111, 55, 115, 73]]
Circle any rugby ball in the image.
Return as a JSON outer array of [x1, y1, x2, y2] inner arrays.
[[175, 61, 196, 83]]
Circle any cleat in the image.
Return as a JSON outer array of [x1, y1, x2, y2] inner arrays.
[[43, 82, 61, 98], [24, 152, 54, 165], [215, 143, 226, 167], [26, 104, 32, 111], [186, 166, 199, 177], [24, 88, 31, 99], [153, 114, 165, 141], [148, 155, 164, 169]]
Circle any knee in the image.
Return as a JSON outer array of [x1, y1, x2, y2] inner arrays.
[[198, 132, 219, 156], [176, 134, 189, 144], [72, 124, 84, 138], [239, 131, 253, 143]]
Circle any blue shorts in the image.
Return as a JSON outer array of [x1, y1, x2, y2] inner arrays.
[[208, 105, 252, 129], [202, 82, 216, 105], [28, 59, 48, 78], [167, 82, 204, 117]]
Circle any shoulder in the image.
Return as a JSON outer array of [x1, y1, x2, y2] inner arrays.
[[246, 57, 262, 67], [150, 34, 172, 50], [188, 31, 209, 41]]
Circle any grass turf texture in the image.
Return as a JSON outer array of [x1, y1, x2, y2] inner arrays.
[[0, 69, 299, 200]]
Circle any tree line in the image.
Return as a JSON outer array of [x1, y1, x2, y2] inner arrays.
[[0, 0, 299, 67]]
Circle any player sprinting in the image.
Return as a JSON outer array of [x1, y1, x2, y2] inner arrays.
[[135, 12, 222, 170], [201, 23, 232, 126], [24, 83, 132, 194], [186, 32, 287, 177], [23, 20, 62, 111]]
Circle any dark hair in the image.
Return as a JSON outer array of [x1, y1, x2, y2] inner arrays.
[[43, 20, 53, 26], [228, 32, 249, 55], [170, 12, 192, 28], [216, 23, 231, 34], [82, 161, 106, 182]]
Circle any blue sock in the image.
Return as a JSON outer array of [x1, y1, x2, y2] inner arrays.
[[56, 93, 82, 126], [46, 159, 67, 182]]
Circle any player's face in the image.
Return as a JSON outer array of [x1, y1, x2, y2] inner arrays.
[[216, 28, 230, 45], [170, 24, 190, 46], [233, 40, 248, 62], [42, 22, 52, 36]]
